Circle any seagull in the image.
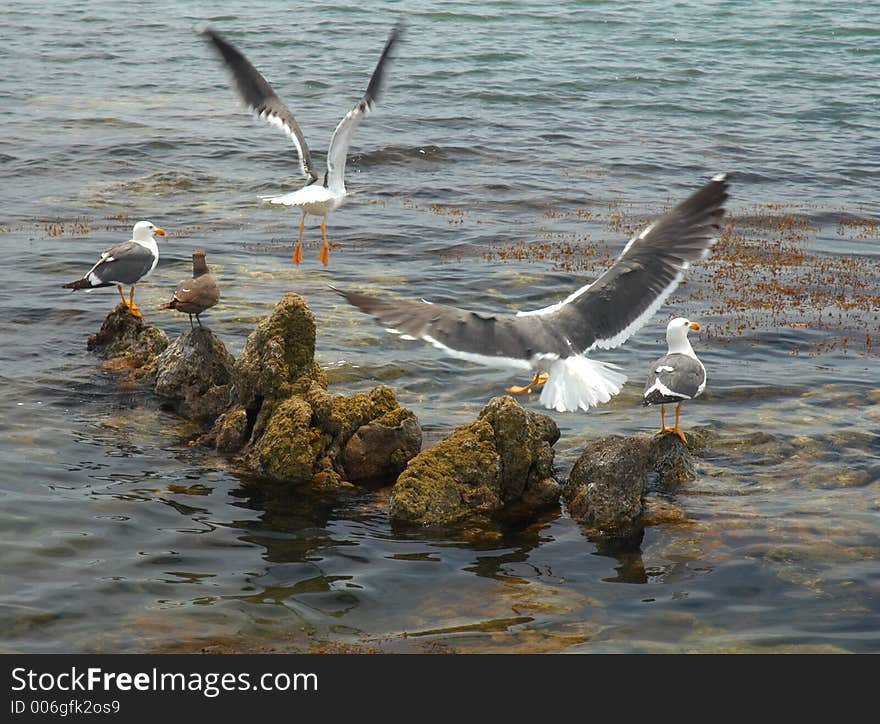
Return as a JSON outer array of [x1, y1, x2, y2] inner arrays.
[[642, 317, 706, 443], [63, 220, 166, 318], [160, 250, 220, 329], [201, 24, 402, 266], [335, 174, 728, 413]]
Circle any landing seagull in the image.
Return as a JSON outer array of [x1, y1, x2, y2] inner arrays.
[[201, 25, 402, 266], [336, 174, 728, 413], [63, 220, 166, 318], [643, 317, 706, 443]]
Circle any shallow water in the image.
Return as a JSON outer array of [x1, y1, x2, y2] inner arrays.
[[1, 0, 879, 653]]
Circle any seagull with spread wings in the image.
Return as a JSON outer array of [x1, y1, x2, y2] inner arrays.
[[336, 174, 728, 413], [202, 25, 402, 266]]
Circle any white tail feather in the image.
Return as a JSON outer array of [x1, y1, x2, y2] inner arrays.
[[259, 192, 298, 205], [538, 356, 627, 413]]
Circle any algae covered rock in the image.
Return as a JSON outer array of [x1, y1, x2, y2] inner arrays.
[[390, 396, 561, 526], [233, 292, 326, 406], [563, 433, 697, 538], [247, 396, 318, 482], [155, 327, 234, 421], [87, 304, 169, 383], [243, 384, 421, 487], [391, 417, 501, 526], [200, 293, 422, 489], [213, 406, 249, 452], [478, 395, 560, 504]]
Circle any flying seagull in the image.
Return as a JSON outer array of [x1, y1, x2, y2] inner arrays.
[[63, 220, 166, 318], [201, 24, 402, 266], [643, 317, 706, 443], [335, 174, 728, 413], [161, 250, 220, 328]]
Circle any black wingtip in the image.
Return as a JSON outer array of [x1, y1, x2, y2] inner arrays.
[[198, 25, 244, 64], [363, 23, 404, 107]]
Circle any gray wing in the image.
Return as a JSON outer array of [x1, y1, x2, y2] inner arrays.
[[325, 24, 402, 192], [538, 173, 728, 352], [643, 353, 706, 404], [337, 175, 728, 365], [88, 241, 155, 286], [334, 289, 566, 364], [202, 28, 318, 183]]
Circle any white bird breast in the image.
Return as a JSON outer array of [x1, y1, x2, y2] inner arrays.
[[264, 184, 344, 216]]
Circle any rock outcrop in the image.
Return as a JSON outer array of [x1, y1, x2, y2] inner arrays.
[[205, 293, 422, 489], [563, 433, 697, 538], [87, 304, 170, 384], [389, 396, 561, 526], [155, 327, 235, 421]]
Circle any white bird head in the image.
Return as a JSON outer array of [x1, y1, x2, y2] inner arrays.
[[666, 317, 701, 352], [132, 220, 167, 241]]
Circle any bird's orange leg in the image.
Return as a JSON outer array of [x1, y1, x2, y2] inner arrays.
[[293, 215, 305, 265], [317, 217, 330, 266], [116, 284, 128, 308], [506, 372, 549, 395], [656, 404, 673, 435], [673, 401, 687, 443], [127, 286, 142, 318]]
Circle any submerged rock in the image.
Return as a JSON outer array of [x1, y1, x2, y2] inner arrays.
[[563, 433, 696, 538], [390, 396, 561, 526], [87, 304, 169, 383], [155, 327, 234, 421]]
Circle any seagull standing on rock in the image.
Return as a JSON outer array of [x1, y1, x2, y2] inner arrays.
[[337, 174, 728, 413], [201, 25, 402, 266], [642, 317, 706, 443], [63, 220, 166, 318], [161, 250, 220, 328]]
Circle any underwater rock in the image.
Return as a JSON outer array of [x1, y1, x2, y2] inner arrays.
[[390, 396, 561, 526], [155, 327, 234, 421], [87, 304, 169, 383], [564, 433, 697, 538]]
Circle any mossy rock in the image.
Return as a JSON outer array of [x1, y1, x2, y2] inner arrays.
[[478, 395, 559, 502], [248, 397, 320, 483], [233, 293, 323, 406], [213, 406, 249, 452], [390, 417, 502, 526], [389, 396, 561, 526]]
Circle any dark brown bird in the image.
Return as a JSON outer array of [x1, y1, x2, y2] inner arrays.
[[161, 250, 219, 328]]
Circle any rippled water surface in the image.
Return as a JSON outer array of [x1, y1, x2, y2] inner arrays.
[[2, 0, 879, 653]]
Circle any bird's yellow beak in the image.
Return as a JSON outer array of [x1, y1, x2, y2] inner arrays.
[[689, 321, 701, 331], [154, 228, 167, 237]]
